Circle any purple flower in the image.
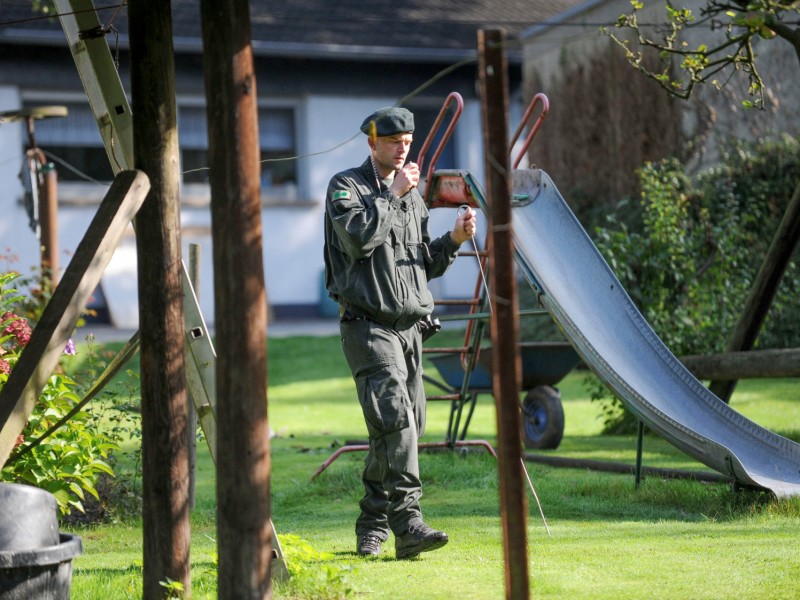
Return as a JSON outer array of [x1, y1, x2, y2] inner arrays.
[[64, 338, 77, 355]]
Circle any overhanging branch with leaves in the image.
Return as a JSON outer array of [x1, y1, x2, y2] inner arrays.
[[602, 0, 800, 108]]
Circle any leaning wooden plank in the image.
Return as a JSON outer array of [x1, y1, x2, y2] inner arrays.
[[0, 170, 150, 465], [681, 348, 800, 380]]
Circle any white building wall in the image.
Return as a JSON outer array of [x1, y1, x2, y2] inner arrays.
[[173, 93, 490, 329], [0, 85, 36, 274], [1, 89, 493, 329]]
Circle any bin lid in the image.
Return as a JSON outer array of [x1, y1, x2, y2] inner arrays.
[[0, 483, 59, 551]]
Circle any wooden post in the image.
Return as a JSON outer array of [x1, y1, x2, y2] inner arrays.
[[187, 244, 200, 509], [128, 2, 191, 597], [478, 29, 530, 600], [0, 171, 149, 464], [199, 1, 272, 597], [708, 180, 800, 402]]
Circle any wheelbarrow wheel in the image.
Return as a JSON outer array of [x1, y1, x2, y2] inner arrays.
[[520, 385, 564, 450]]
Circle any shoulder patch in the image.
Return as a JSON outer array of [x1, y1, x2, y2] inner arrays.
[[332, 190, 351, 201]]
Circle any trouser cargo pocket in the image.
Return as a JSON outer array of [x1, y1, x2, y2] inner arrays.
[[356, 371, 411, 437], [341, 318, 413, 437]]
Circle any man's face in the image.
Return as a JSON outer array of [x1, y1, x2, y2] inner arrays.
[[371, 133, 413, 175]]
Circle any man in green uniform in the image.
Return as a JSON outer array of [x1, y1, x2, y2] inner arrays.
[[323, 106, 476, 559]]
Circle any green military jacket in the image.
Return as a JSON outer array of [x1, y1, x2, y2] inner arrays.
[[324, 157, 461, 329]]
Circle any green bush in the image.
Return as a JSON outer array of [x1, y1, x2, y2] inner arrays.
[[0, 272, 123, 517], [590, 136, 800, 432], [696, 136, 800, 349]]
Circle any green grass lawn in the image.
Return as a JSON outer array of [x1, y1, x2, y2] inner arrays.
[[65, 333, 800, 599]]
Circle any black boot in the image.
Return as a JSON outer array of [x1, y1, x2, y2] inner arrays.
[[395, 522, 448, 559], [357, 533, 383, 556]]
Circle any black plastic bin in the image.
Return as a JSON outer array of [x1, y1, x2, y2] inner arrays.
[[0, 483, 82, 599]]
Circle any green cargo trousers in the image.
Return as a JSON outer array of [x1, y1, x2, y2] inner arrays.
[[340, 316, 427, 541]]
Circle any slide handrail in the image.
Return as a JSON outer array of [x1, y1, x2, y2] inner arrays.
[[509, 93, 549, 169], [416, 91, 464, 185]]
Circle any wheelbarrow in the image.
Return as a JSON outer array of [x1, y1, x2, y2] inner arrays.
[[428, 342, 581, 450]]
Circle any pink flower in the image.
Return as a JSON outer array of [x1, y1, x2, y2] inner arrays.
[[2, 312, 31, 347], [0, 358, 9, 374]]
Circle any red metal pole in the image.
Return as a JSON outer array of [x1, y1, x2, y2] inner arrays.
[[38, 161, 59, 287]]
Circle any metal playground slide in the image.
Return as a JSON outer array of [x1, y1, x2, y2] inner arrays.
[[508, 169, 800, 498]]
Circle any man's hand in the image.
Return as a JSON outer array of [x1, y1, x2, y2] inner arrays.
[[389, 162, 419, 197], [450, 206, 477, 245]]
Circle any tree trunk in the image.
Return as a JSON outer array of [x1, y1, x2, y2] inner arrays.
[[199, 1, 272, 597], [708, 177, 800, 402], [129, 2, 191, 597]]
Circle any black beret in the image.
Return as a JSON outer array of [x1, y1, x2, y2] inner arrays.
[[360, 107, 415, 137]]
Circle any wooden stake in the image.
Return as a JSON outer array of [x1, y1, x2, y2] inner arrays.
[[200, 1, 273, 596], [478, 28, 530, 600], [129, 1, 191, 596]]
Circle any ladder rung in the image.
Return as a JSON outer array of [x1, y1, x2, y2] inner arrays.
[[433, 298, 481, 306], [520, 308, 549, 316], [437, 312, 490, 322], [423, 346, 471, 354]]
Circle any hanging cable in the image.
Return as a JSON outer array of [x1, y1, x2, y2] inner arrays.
[[521, 457, 551, 537], [0, 2, 126, 29], [42, 150, 109, 186], [459, 204, 492, 314]]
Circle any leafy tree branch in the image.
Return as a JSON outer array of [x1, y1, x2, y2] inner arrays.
[[603, 0, 800, 108]]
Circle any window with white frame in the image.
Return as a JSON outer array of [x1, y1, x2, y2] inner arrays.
[[26, 100, 298, 200], [179, 104, 298, 200], [406, 104, 457, 171], [24, 101, 114, 183]]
